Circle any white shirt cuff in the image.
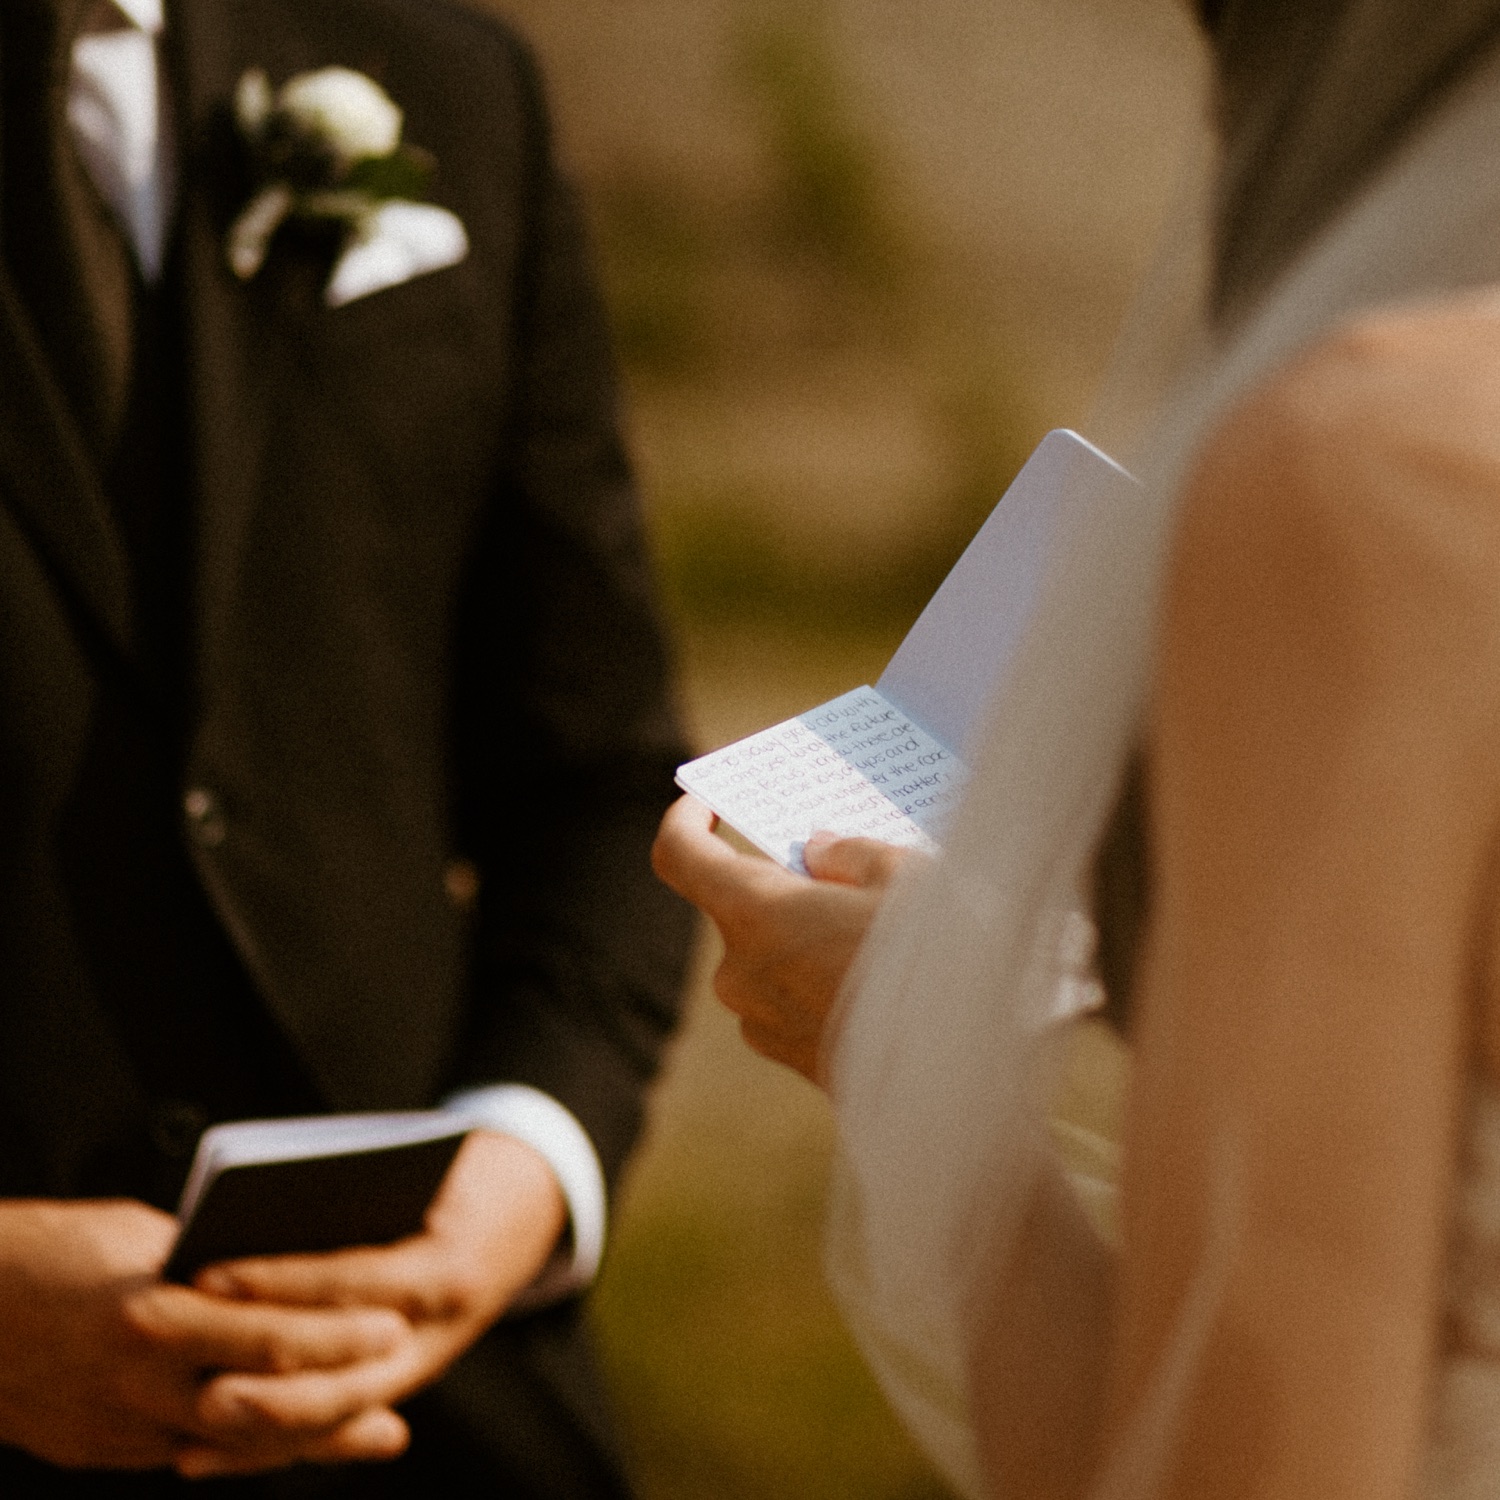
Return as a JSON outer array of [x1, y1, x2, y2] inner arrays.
[[440, 1084, 607, 1310]]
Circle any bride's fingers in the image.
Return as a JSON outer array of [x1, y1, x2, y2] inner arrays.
[[714, 959, 778, 1023], [652, 795, 726, 899], [803, 834, 911, 888], [653, 795, 789, 917], [739, 1016, 820, 1081], [715, 950, 832, 1036]]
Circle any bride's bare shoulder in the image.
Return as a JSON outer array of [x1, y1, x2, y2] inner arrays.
[[1193, 293, 1500, 548], [1166, 291, 1500, 717]]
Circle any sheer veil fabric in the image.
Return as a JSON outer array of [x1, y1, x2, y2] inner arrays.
[[822, 5, 1500, 1496]]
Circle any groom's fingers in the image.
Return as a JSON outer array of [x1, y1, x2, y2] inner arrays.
[[198, 1239, 446, 1317], [125, 1283, 410, 1373], [174, 1405, 410, 1479], [197, 1343, 426, 1436], [653, 794, 790, 918]]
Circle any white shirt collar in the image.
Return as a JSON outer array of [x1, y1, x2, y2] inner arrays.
[[69, 0, 172, 280], [111, 0, 164, 35]]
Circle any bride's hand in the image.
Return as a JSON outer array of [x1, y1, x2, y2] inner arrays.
[[652, 795, 912, 1084]]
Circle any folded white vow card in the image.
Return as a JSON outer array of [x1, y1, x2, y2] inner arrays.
[[676, 430, 1135, 871], [676, 685, 965, 869]]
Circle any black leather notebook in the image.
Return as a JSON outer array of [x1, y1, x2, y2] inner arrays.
[[164, 1113, 470, 1285]]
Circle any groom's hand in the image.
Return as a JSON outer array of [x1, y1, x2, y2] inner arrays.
[[183, 1129, 566, 1478], [0, 1197, 411, 1475], [652, 794, 912, 1083]]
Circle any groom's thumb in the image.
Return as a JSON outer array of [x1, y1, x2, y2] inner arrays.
[[803, 833, 908, 889]]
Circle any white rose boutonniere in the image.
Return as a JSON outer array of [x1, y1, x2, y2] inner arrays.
[[227, 66, 469, 307]]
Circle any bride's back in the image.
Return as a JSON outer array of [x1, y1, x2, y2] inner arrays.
[[1115, 286, 1500, 1500]]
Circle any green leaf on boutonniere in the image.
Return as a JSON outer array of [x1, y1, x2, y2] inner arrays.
[[343, 145, 435, 201]]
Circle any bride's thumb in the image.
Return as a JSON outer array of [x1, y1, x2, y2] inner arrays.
[[803, 832, 908, 888]]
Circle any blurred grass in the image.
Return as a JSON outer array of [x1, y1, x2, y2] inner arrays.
[[591, 948, 955, 1500], [734, 9, 911, 294], [594, 2, 921, 383]]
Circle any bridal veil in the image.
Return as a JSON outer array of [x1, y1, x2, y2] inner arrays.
[[822, 4, 1500, 1494]]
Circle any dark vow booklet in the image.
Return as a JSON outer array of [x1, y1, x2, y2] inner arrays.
[[164, 1112, 470, 1285]]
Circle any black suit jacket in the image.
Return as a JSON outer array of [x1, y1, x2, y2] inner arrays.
[[0, 0, 691, 1492]]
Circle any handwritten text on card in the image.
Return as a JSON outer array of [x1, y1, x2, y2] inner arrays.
[[675, 687, 968, 872]]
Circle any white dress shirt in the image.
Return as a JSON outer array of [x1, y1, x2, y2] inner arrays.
[[67, 0, 172, 281], [62, 1, 609, 1301]]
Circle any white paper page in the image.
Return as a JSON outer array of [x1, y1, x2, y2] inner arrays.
[[675, 430, 1133, 871], [676, 686, 968, 873], [878, 429, 1136, 758]]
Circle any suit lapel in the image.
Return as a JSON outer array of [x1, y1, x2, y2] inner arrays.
[[171, 0, 353, 678], [0, 264, 136, 665], [3, 0, 137, 462], [0, 2, 136, 665], [168, 0, 269, 677]]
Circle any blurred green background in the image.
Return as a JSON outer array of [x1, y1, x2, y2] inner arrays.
[[477, 2, 1208, 1495]]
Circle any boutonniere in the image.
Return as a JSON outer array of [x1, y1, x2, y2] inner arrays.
[[226, 66, 469, 307]]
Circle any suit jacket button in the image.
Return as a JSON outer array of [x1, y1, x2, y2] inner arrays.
[[443, 858, 480, 913], [184, 787, 227, 848], [151, 1100, 208, 1161]]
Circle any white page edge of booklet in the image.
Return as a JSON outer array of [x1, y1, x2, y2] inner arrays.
[[177, 1110, 468, 1223], [876, 429, 1136, 761]]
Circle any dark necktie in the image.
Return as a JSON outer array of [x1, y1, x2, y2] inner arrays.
[[2, 0, 136, 462]]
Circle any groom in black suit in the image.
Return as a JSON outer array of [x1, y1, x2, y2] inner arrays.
[[0, 0, 692, 1493]]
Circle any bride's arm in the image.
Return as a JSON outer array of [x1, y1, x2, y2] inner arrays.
[[1075, 300, 1500, 1500]]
